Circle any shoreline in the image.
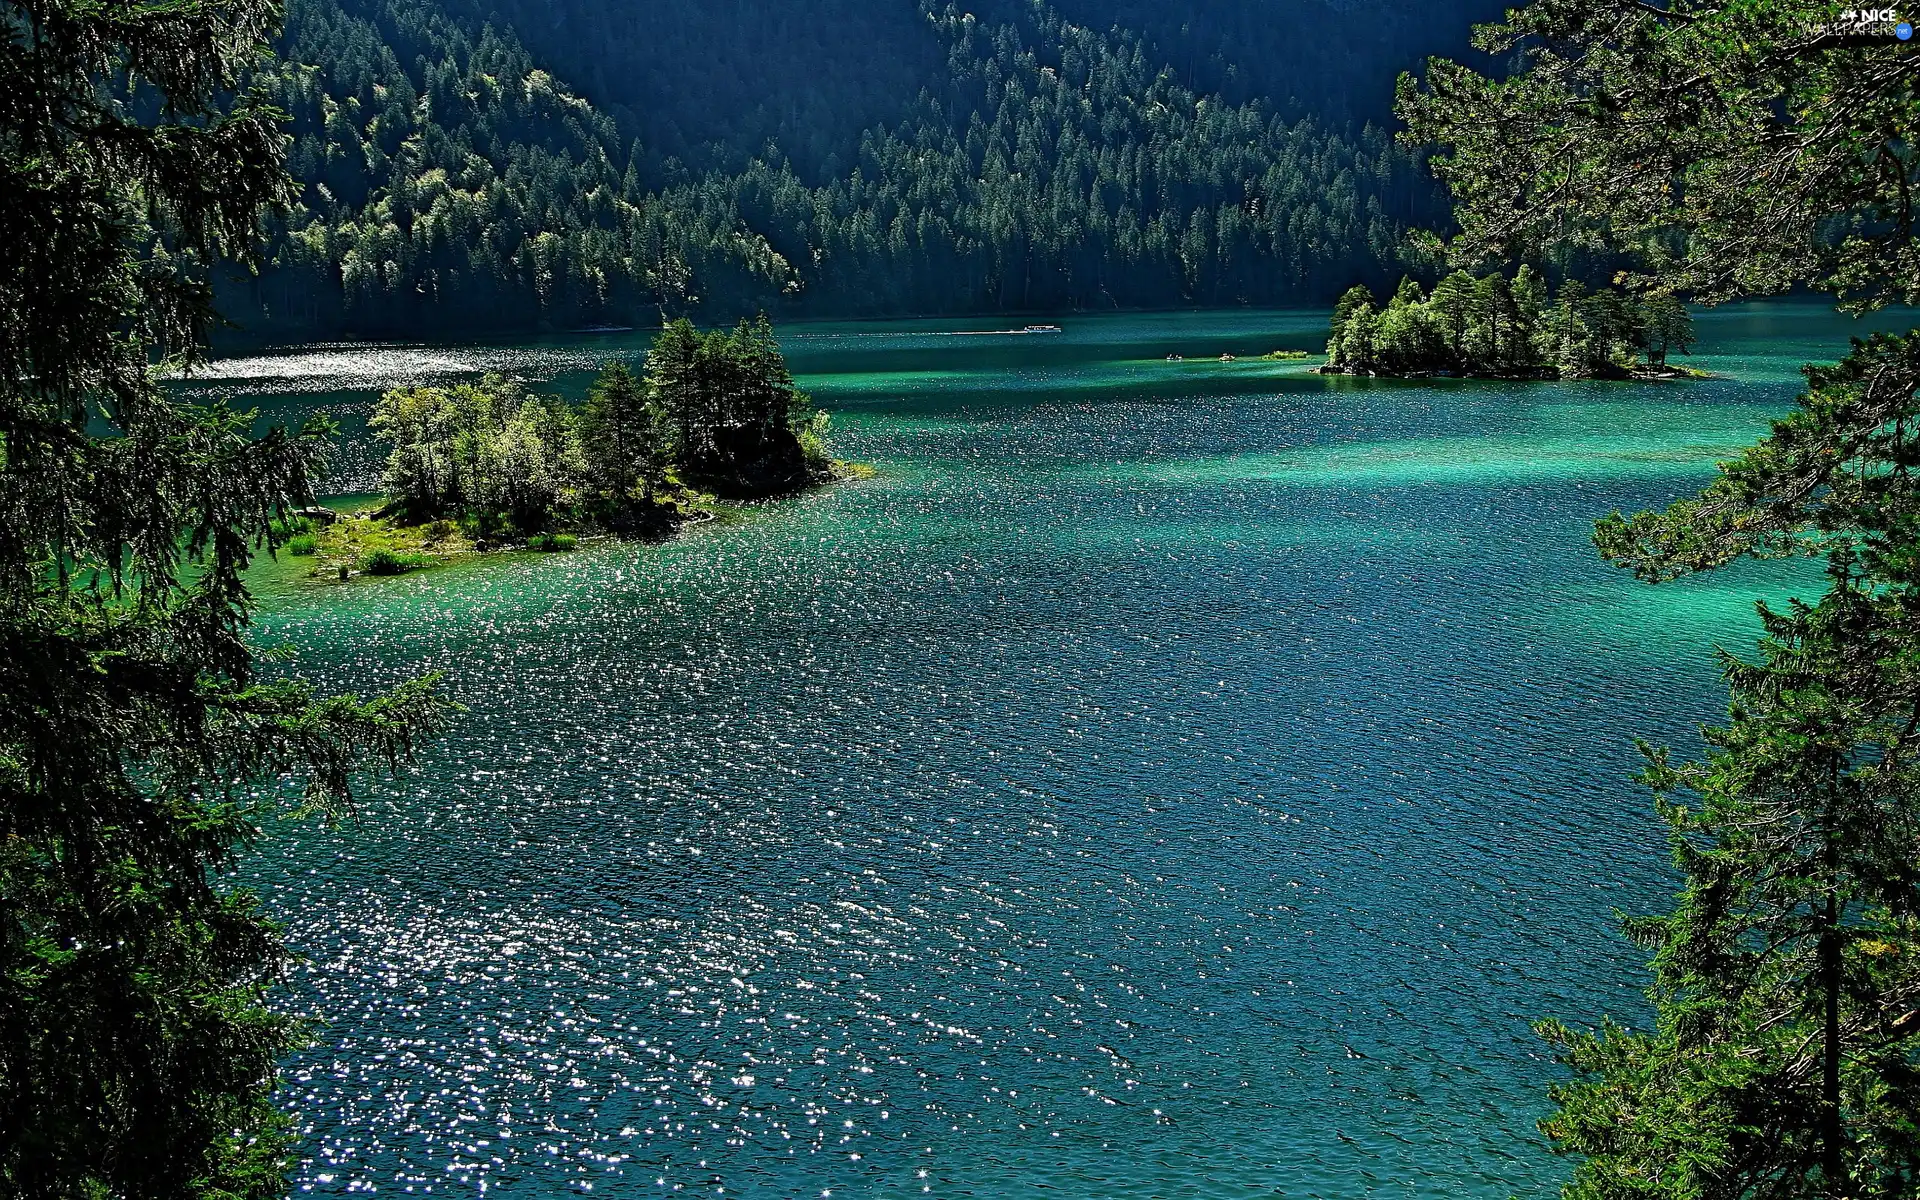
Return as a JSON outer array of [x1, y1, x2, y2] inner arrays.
[[285, 463, 873, 585], [1311, 363, 1715, 382]]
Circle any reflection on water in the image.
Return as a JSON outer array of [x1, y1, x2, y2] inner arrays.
[[239, 303, 1883, 1197]]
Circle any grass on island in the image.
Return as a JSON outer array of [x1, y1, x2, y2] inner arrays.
[[277, 507, 479, 580]]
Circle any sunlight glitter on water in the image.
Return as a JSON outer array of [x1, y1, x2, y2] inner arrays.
[[180, 343, 614, 396], [235, 304, 1889, 1197]]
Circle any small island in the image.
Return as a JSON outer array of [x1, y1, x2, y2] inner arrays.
[[290, 316, 857, 578], [1320, 269, 1702, 380]]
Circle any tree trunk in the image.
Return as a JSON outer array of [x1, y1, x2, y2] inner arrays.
[[1822, 841, 1844, 1195]]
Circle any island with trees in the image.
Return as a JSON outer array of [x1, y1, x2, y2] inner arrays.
[[1321, 269, 1698, 380], [297, 315, 849, 578]]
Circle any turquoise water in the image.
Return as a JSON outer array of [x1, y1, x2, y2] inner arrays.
[[231, 303, 1889, 1198]]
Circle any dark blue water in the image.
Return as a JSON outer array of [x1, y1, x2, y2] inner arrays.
[[232, 304, 1874, 1197]]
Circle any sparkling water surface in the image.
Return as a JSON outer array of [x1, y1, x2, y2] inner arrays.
[[229, 304, 1887, 1198]]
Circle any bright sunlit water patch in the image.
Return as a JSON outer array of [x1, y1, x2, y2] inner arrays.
[[233, 301, 1904, 1198]]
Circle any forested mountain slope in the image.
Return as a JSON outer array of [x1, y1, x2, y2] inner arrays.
[[1028, 0, 1507, 118], [695, 6, 1436, 314], [233, 0, 793, 335], [430, 0, 946, 177], [432, 0, 1504, 172], [228, 0, 1455, 337]]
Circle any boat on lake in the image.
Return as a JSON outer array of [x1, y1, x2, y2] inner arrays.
[[951, 324, 1064, 336]]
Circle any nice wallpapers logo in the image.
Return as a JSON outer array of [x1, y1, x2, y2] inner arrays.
[[1836, 7, 1916, 38]]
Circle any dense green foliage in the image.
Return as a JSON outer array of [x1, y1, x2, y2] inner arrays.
[[225, 0, 1445, 336], [1399, 1, 1920, 310], [373, 317, 828, 539], [372, 374, 582, 530], [0, 0, 448, 1195], [233, 0, 792, 335], [1398, 2, 1920, 1196], [705, 6, 1434, 314], [428, 0, 1503, 171], [1544, 337, 1920, 1199], [1325, 271, 1694, 378], [642, 317, 827, 493], [361, 547, 437, 574], [1025, 0, 1505, 119], [431, 0, 945, 177]]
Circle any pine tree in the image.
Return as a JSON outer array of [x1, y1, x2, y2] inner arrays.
[[1511, 265, 1549, 372], [1642, 294, 1695, 368], [1400, 2, 1920, 1192], [646, 319, 707, 465], [579, 361, 667, 506], [1539, 336, 1920, 1199], [1428, 270, 1479, 369], [0, 1, 449, 1195]]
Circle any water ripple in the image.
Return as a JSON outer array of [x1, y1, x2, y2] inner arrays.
[[237, 307, 1839, 1198]]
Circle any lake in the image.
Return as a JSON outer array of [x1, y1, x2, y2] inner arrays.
[[211, 303, 1877, 1197]]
